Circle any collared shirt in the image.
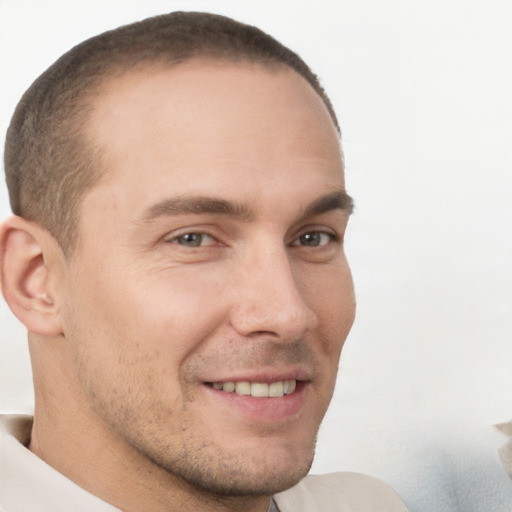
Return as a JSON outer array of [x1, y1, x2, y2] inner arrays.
[[1, 415, 119, 512]]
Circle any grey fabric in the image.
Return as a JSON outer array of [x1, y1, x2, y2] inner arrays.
[[267, 497, 281, 512]]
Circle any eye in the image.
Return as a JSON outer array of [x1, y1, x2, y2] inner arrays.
[[293, 231, 335, 247], [171, 232, 216, 247]]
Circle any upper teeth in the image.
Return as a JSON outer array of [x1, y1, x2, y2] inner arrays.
[[212, 380, 297, 398]]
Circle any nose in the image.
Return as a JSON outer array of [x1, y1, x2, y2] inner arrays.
[[229, 246, 318, 341]]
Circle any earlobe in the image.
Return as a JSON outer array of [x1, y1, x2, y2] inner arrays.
[[0, 216, 63, 336]]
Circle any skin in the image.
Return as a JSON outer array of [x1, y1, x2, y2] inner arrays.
[[1, 60, 355, 512]]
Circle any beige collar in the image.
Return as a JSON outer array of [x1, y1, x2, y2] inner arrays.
[[0, 414, 120, 512]]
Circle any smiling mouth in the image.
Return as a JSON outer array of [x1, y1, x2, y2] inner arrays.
[[206, 379, 297, 398]]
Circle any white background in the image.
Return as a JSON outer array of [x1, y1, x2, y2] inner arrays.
[[1, 1, 511, 511]]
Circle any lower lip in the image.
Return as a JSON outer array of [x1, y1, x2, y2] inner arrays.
[[203, 381, 307, 423]]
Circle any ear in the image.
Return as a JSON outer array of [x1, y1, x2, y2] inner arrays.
[[0, 216, 64, 336]]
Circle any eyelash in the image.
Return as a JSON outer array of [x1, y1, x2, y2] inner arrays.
[[170, 232, 217, 248], [167, 229, 339, 248]]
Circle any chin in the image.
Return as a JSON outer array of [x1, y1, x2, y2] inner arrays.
[[147, 434, 316, 498], [170, 452, 314, 498]]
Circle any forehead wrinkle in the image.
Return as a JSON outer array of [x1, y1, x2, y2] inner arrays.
[[139, 195, 256, 223]]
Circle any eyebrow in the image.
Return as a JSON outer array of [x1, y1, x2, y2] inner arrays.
[[303, 191, 354, 217], [141, 196, 255, 222], [140, 190, 353, 223]]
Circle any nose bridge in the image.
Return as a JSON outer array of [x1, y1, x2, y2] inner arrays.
[[230, 241, 318, 339]]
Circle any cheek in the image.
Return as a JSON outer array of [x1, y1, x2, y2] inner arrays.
[[300, 260, 355, 337], [295, 262, 355, 394], [63, 262, 231, 375]]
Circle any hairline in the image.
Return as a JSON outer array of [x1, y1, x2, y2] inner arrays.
[[5, 12, 342, 260]]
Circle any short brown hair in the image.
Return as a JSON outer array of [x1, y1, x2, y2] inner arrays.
[[4, 11, 340, 255]]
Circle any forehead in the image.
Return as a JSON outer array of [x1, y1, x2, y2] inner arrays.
[[81, 60, 344, 220]]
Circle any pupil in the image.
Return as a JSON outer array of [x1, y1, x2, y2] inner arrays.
[[181, 233, 201, 246], [301, 232, 320, 246]]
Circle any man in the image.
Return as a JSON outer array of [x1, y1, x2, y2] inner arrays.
[[0, 11, 408, 512]]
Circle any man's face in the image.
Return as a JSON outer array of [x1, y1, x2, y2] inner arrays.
[[58, 61, 355, 496]]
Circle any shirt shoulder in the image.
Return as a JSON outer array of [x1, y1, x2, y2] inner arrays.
[[274, 472, 409, 512]]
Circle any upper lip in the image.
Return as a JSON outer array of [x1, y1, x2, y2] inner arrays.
[[202, 366, 313, 384]]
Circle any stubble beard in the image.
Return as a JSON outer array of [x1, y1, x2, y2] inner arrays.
[[112, 406, 319, 499], [73, 331, 328, 500]]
